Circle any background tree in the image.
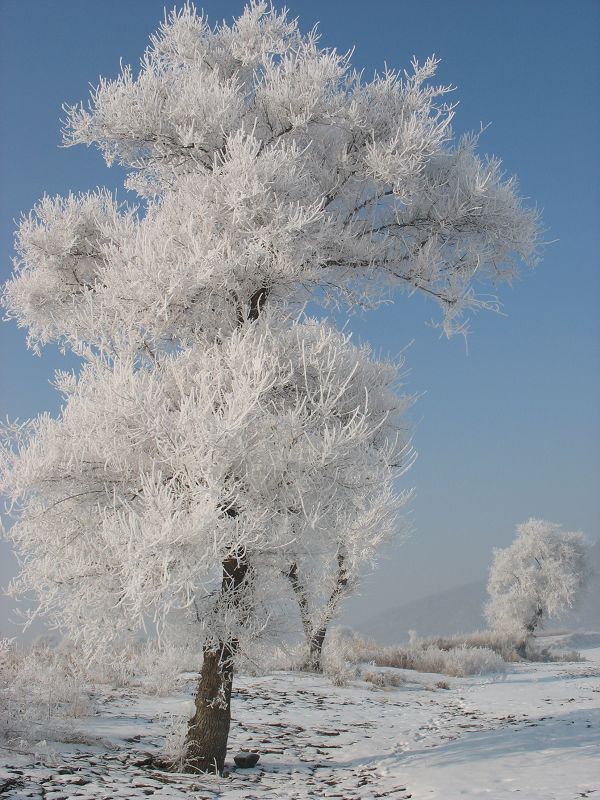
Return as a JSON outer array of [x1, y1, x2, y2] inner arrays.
[[2, 2, 538, 773], [285, 550, 352, 672], [485, 518, 589, 655]]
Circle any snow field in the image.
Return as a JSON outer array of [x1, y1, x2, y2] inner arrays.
[[1, 646, 598, 799]]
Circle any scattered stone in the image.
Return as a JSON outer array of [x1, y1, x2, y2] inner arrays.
[[0, 776, 24, 794], [57, 776, 90, 785], [130, 754, 155, 767], [233, 752, 260, 768], [131, 777, 164, 788]]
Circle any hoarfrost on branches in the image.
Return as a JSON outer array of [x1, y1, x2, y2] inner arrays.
[[1, 1, 540, 772], [5, 2, 538, 349], [485, 519, 589, 638], [1, 316, 411, 654]]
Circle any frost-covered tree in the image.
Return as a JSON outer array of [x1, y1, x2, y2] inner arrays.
[[1, 317, 410, 770], [485, 519, 589, 652], [1, 2, 538, 773]]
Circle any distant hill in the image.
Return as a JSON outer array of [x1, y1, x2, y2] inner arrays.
[[560, 537, 600, 630], [352, 579, 488, 644], [353, 540, 600, 645]]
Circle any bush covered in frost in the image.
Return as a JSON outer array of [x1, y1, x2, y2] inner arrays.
[[86, 640, 200, 696], [321, 628, 361, 686], [423, 630, 524, 662], [368, 642, 506, 676], [0, 638, 92, 751], [419, 630, 582, 664], [321, 627, 506, 680], [361, 668, 406, 688]]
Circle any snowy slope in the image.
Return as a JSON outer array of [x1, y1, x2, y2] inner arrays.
[[1, 643, 599, 799]]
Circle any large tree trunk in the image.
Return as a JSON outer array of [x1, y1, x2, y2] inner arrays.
[[185, 643, 235, 774], [185, 549, 249, 774]]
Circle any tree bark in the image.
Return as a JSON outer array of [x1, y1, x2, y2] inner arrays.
[[515, 638, 529, 660], [288, 550, 349, 673], [305, 625, 329, 672], [248, 286, 269, 322], [526, 606, 543, 635], [515, 606, 543, 660], [185, 550, 249, 774], [286, 561, 313, 640], [185, 643, 234, 774]]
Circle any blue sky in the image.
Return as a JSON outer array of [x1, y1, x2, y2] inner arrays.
[[1, 0, 599, 632]]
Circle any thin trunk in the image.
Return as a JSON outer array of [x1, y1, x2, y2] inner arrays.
[[516, 606, 543, 660], [515, 638, 529, 660], [286, 562, 313, 641], [303, 551, 349, 672], [185, 549, 248, 774], [526, 606, 543, 635], [305, 625, 328, 672]]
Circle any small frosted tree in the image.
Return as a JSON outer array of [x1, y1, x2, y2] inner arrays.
[[2, 3, 538, 773], [285, 550, 352, 672], [485, 519, 589, 652]]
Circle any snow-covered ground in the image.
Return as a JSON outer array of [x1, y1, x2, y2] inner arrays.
[[1, 643, 598, 799]]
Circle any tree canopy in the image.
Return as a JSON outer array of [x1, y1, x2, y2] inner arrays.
[[485, 518, 589, 637], [1, 1, 540, 772]]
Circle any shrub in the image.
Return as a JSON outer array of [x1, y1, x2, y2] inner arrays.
[[0, 640, 93, 752], [83, 639, 201, 695], [361, 669, 405, 688], [321, 628, 361, 686], [324, 628, 507, 678], [422, 630, 524, 662], [368, 642, 505, 676]]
